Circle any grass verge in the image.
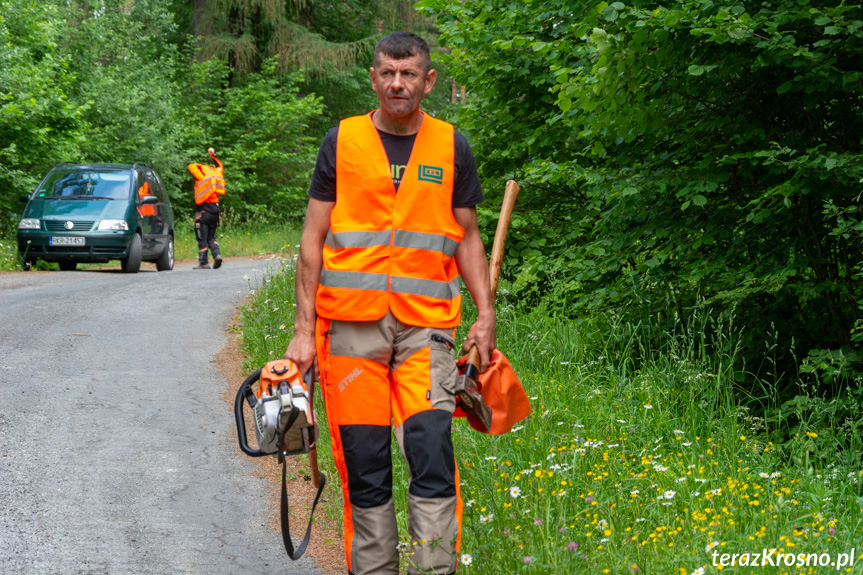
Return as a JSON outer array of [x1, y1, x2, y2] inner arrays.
[[238, 262, 863, 574]]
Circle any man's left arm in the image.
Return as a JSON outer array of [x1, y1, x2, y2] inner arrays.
[[454, 206, 496, 372]]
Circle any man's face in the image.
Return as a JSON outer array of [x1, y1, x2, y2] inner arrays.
[[370, 53, 436, 119]]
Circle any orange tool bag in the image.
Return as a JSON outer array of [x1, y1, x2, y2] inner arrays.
[[455, 349, 533, 434]]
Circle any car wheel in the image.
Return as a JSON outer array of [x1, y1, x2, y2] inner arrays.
[[58, 261, 77, 271], [155, 234, 174, 271], [121, 233, 142, 273]]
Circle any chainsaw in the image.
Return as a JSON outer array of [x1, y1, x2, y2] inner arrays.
[[234, 359, 326, 560]]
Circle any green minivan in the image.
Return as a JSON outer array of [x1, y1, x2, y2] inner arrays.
[[17, 163, 175, 273]]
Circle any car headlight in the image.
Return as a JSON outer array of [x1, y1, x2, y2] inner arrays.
[[18, 218, 40, 229], [98, 219, 129, 231]]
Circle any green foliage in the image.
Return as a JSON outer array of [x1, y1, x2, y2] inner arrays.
[[1, 0, 326, 229], [0, 0, 86, 218], [419, 0, 863, 386], [179, 58, 323, 218], [61, 0, 188, 202]]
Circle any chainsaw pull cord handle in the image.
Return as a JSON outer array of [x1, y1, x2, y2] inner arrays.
[[278, 370, 327, 561]]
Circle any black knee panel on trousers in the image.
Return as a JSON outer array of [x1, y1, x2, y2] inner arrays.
[[340, 424, 393, 508], [403, 410, 456, 498]]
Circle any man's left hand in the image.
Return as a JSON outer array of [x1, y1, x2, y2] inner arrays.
[[461, 310, 496, 372]]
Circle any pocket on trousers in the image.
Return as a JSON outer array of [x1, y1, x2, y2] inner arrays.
[[429, 332, 458, 412]]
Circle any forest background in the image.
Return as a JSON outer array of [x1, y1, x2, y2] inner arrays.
[[3, 0, 861, 432], [3, 0, 863, 571]]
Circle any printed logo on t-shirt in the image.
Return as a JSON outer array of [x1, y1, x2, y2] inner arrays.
[[391, 163, 407, 186], [418, 165, 444, 185]]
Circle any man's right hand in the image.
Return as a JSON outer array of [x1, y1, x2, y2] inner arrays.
[[284, 332, 318, 381]]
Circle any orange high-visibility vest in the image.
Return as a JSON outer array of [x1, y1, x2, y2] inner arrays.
[[188, 154, 225, 205], [316, 111, 464, 328]]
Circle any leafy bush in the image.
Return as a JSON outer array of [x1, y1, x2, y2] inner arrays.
[[419, 0, 863, 388], [179, 58, 323, 219]]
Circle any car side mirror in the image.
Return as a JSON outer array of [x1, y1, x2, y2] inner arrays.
[[20, 194, 30, 203], [142, 195, 158, 205]]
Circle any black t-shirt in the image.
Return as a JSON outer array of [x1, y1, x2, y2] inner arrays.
[[308, 123, 484, 207]]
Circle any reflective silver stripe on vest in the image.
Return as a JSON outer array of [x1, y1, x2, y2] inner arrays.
[[321, 270, 461, 300], [320, 270, 389, 291], [325, 229, 459, 257], [391, 275, 461, 300], [393, 230, 460, 257], [195, 182, 225, 200], [196, 175, 216, 188], [324, 230, 391, 250]]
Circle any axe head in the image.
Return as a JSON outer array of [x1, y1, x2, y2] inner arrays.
[[455, 365, 492, 432]]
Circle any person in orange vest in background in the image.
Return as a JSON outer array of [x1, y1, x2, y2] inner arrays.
[[283, 32, 493, 575], [187, 147, 225, 269]]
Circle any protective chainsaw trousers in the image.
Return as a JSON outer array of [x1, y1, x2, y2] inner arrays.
[[194, 208, 220, 265], [315, 311, 463, 575]]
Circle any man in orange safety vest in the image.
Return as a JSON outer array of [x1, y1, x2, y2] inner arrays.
[[283, 32, 494, 575], [187, 147, 225, 269]]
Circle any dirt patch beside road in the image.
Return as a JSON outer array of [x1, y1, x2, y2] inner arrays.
[[216, 317, 345, 575]]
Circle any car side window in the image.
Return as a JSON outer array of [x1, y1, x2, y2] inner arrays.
[[150, 171, 168, 203], [135, 169, 149, 201]]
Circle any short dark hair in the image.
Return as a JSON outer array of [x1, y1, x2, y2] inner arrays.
[[373, 31, 431, 72]]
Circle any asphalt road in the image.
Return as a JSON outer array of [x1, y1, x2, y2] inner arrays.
[[0, 259, 322, 575]]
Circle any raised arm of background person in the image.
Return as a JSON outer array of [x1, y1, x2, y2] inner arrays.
[[454, 206, 496, 372], [284, 198, 334, 379]]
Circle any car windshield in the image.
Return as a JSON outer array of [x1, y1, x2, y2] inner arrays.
[[35, 168, 131, 200]]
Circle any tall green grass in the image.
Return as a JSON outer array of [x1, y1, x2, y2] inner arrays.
[[239, 262, 863, 575], [173, 212, 302, 261]]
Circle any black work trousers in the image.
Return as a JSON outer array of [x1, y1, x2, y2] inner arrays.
[[195, 208, 221, 264]]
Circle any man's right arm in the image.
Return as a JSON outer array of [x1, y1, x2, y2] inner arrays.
[[284, 198, 334, 378]]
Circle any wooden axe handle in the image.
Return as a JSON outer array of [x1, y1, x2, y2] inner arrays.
[[466, 180, 521, 369]]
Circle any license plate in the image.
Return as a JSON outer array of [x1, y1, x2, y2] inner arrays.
[[49, 236, 85, 246]]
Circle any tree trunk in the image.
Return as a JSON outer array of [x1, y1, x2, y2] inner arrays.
[[193, 0, 206, 38]]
